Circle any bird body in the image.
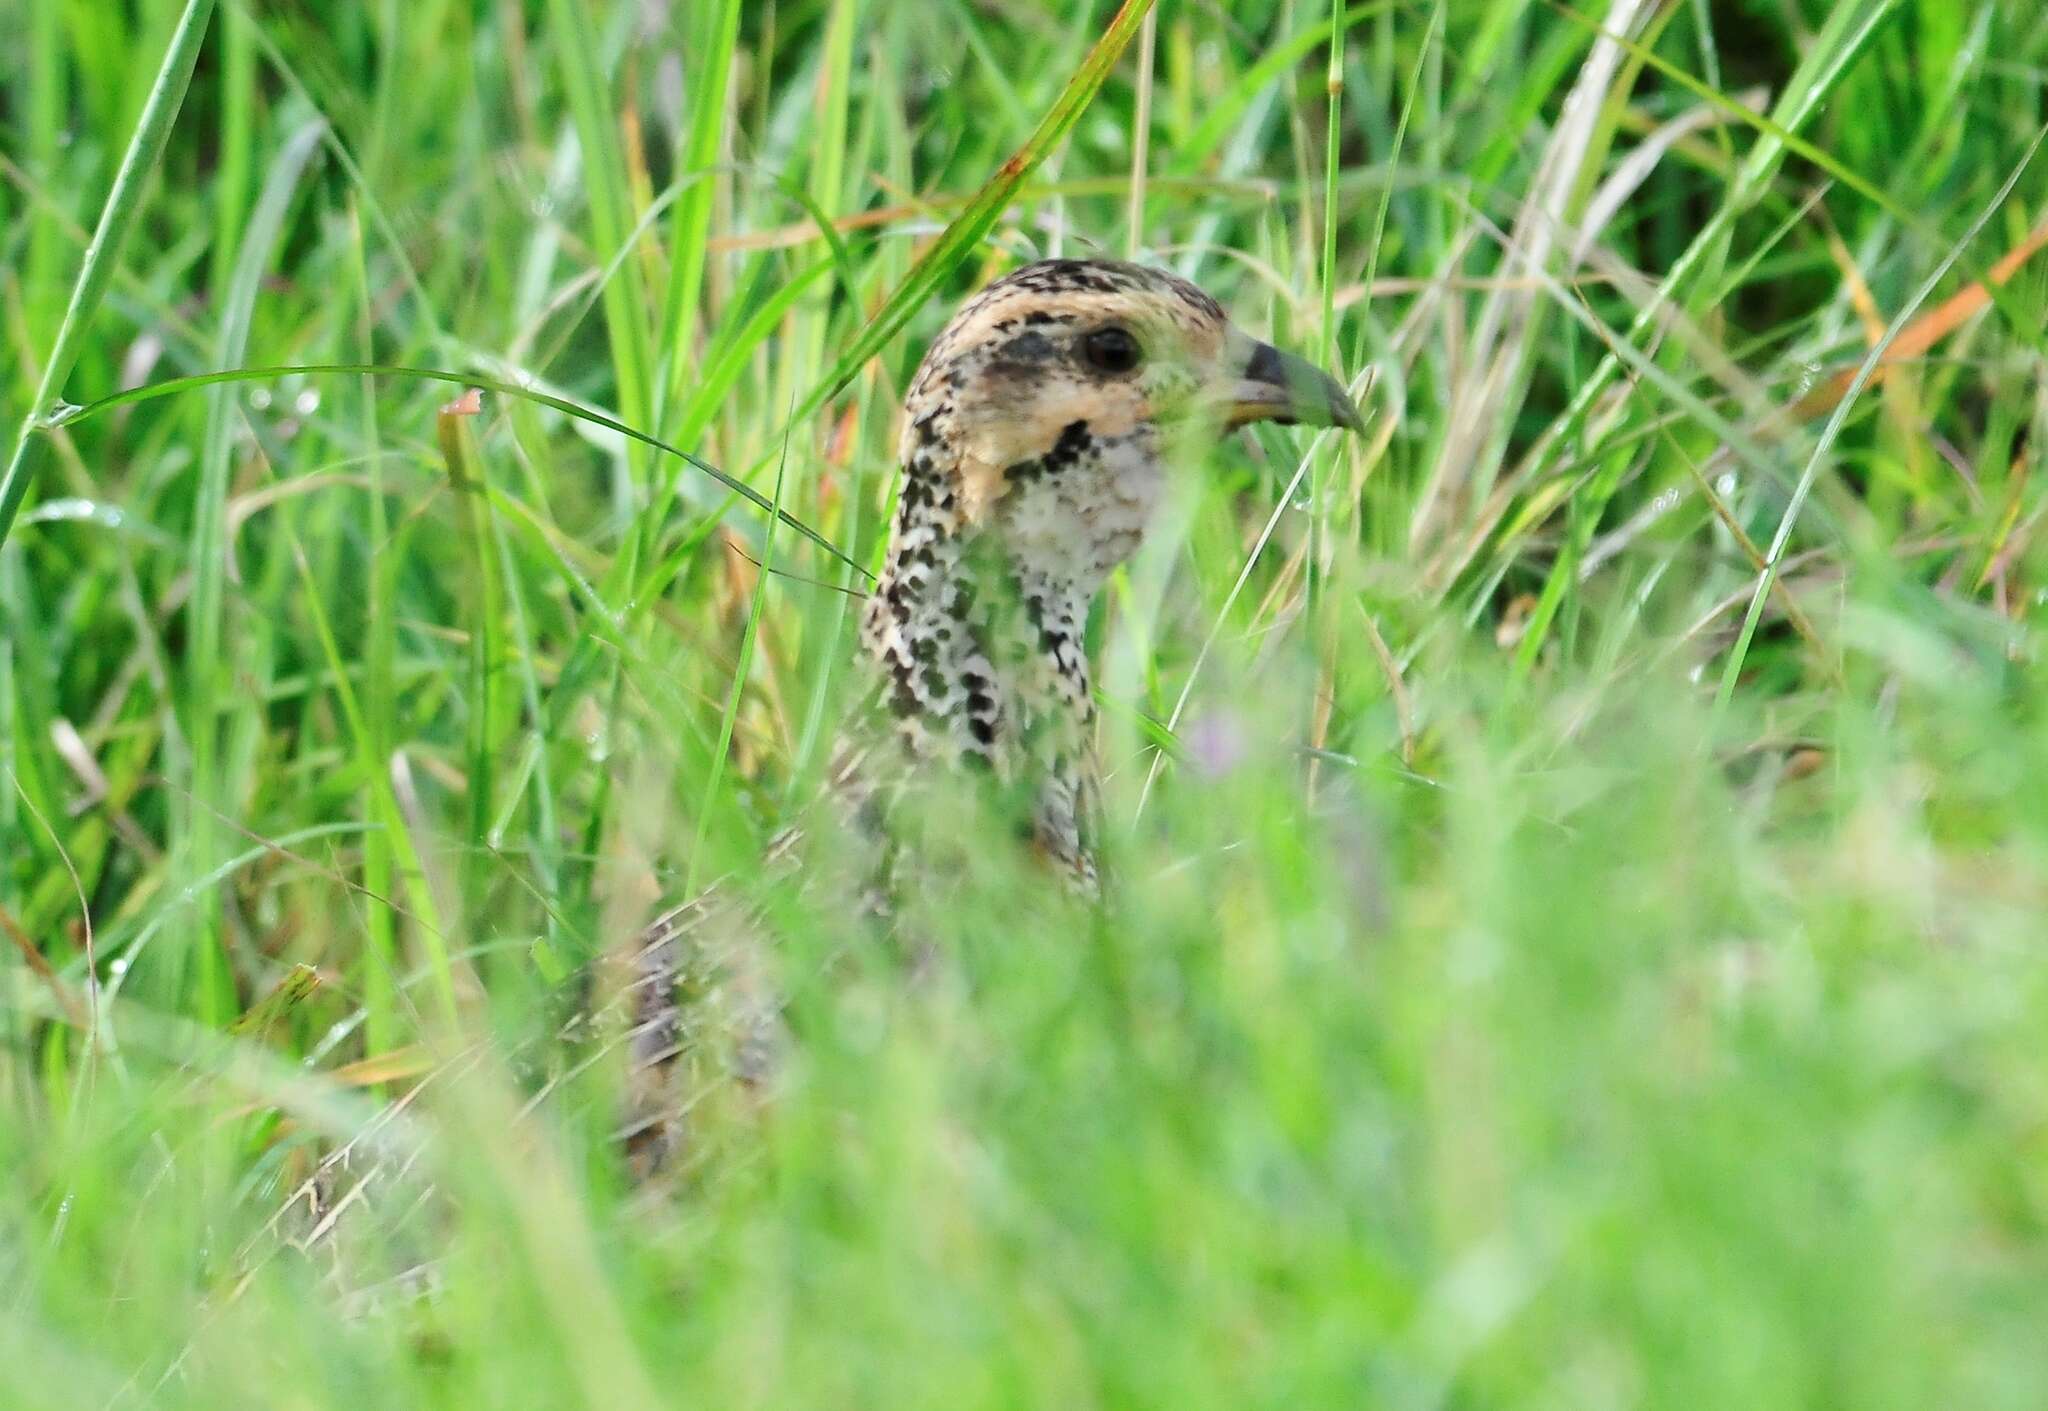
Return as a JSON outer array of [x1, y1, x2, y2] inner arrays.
[[623, 258, 1362, 1169]]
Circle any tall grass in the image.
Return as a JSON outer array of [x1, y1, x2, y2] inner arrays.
[[4, 1, 2048, 1405]]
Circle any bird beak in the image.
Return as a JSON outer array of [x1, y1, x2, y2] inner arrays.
[[1224, 336, 1365, 433]]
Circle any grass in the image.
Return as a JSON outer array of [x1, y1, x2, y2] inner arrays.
[[5, 0, 2048, 1404]]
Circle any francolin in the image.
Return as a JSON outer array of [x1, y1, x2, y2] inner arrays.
[[623, 258, 1363, 1167]]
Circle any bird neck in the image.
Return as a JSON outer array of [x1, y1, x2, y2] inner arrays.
[[861, 454, 1098, 756], [858, 447, 1100, 873]]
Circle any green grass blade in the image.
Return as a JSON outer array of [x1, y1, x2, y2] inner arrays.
[[792, 0, 1158, 424], [0, 0, 217, 553], [656, 0, 743, 434], [686, 425, 792, 897], [171, 116, 326, 1022]]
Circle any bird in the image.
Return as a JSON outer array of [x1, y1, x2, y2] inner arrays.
[[618, 257, 1364, 1170]]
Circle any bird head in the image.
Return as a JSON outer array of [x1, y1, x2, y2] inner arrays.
[[894, 259, 1363, 589]]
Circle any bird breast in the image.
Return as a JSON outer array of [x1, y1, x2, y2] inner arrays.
[[993, 425, 1165, 596]]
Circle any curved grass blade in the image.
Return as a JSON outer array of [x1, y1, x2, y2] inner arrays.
[[49, 363, 867, 578], [687, 417, 794, 898], [0, 0, 217, 554]]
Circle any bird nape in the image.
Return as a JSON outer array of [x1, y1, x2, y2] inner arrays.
[[621, 258, 1363, 1170]]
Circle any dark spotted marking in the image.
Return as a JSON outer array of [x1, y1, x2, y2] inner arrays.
[[1045, 419, 1091, 467], [1009, 259, 1123, 295], [1166, 280, 1226, 322], [889, 677, 919, 717], [979, 259, 1224, 324], [1007, 419, 1092, 486], [990, 330, 1056, 371]]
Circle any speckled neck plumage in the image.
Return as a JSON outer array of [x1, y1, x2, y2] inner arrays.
[[858, 395, 1118, 880]]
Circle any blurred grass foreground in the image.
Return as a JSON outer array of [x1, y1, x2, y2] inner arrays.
[[4, 1, 2048, 1406]]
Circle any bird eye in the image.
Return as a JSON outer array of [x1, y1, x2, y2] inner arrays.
[[1081, 326, 1143, 375]]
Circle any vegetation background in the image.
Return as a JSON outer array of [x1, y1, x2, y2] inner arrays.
[[4, 0, 2047, 1404]]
